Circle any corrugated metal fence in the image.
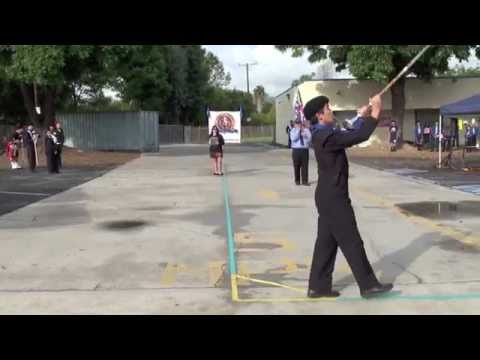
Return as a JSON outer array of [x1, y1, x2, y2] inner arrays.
[[57, 112, 159, 152], [51, 113, 273, 151]]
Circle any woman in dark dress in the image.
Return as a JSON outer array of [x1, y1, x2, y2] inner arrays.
[[209, 125, 225, 176]]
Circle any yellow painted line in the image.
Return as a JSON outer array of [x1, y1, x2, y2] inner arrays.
[[237, 263, 251, 286], [231, 274, 239, 301], [208, 261, 225, 287], [257, 189, 280, 200], [159, 263, 187, 286], [353, 185, 480, 246], [233, 274, 337, 303], [236, 297, 336, 303], [236, 274, 306, 294]]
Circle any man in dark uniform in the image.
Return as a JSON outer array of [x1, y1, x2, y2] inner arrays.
[[304, 94, 393, 299], [22, 124, 37, 172], [54, 121, 65, 169]]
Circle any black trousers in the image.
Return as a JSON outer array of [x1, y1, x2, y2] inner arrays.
[[46, 151, 59, 174], [26, 146, 36, 171], [57, 146, 63, 168], [292, 148, 309, 184], [309, 200, 379, 292]]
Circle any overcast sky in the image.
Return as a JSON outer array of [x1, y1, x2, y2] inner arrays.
[[203, 45, 322, 97], [203, 45, 480, 97]]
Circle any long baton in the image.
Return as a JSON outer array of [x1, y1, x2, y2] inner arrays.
[[376, 45, 432, 98]]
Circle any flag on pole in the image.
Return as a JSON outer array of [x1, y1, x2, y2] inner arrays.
[[293, 90, 305, 123]]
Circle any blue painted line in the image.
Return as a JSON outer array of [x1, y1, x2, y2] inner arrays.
[[222, 175, 238, 275], [338, 292, 480, 302]]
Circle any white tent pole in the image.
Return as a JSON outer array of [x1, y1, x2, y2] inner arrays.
[[438, 114, 442, 168]]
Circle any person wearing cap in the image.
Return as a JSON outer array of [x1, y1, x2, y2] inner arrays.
[[303, 94, 393, 299], [289, 119, 312, 186]]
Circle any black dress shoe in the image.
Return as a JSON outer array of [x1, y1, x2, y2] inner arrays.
[[295, 181, 301, 186], [361, 283, 394, 299], [302, 182, 310, 186], [308, 289, 341, 299]]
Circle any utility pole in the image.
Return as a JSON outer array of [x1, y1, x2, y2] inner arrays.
[[238, 62, 258, 94]]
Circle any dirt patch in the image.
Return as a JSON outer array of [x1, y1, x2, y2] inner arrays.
[[0, 145, 139, 170], [348, 144, 480, 171]]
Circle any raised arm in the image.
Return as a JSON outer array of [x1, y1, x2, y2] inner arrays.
[[317, 95, 382, 151]]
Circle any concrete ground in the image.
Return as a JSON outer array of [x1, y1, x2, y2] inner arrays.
[[0, 167, 116, 217], [1, 144, 480, 314]]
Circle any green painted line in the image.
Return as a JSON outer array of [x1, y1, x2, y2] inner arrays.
[[222, 175, 238, 275]]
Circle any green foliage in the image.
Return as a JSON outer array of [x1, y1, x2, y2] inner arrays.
[[277, 45, 475, 83], [0, 45, 232, 127], [205, 52, 231, 88], [250, 102, 275, 125], [206, 87, 255, 121], [291, 72, 316, 87]]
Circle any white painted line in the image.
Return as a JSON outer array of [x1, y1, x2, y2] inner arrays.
[[0, 191, 50, 197]]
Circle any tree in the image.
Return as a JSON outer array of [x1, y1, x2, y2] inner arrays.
[[205, 52, 231, 88], [290, 72, 316, 88], [108, 45, 171, 112], [0, 45, 111, 126], [253, 85, 265, 113], [276, 45, 476, 138], [206, 87, 255, 123]]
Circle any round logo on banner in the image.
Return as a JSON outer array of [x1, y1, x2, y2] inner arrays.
[[215, 113, 236, 133]]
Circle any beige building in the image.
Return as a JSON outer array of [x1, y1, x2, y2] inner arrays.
[[275, 77, 480, 146]]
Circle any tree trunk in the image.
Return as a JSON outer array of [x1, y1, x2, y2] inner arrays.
[[19, 83, 40, 127], [390, 76, 406, 141], [43, 86, 56, 126]]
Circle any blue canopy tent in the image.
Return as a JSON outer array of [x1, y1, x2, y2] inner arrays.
[[440, 93, 480, 117], [437, 94, 480, 167]]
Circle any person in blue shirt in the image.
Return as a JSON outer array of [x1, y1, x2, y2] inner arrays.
[[289, 119, 312, 186]]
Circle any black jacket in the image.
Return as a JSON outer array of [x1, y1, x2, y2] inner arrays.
[[54, 128, 65, 145], [312, 117, 378, 211], [22, 130, 35, 149]]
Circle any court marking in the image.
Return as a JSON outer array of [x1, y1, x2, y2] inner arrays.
[[257, 189, 280, 200], [0, 191, 50, 197], [223, 172, 480, 304]]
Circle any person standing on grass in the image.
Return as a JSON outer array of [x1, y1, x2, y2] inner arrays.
[[289, 119, 311, 186], [22, 124, 37, 172], [304, 94, 393, 299], [209, 125, 225, 176]]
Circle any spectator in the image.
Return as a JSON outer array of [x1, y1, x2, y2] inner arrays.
[[209, 125, 225, 176], [289, 119, 312, 186]]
